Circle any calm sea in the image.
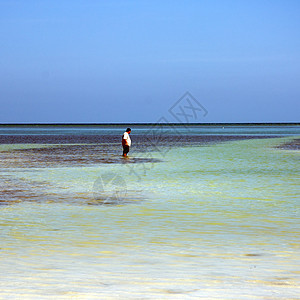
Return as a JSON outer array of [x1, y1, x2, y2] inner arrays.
[[0, 125, 299, 299]]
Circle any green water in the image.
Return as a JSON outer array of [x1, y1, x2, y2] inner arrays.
[[0, 127, 299, 299]]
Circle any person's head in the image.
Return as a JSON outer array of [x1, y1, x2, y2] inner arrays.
[[126, 128, 131, 134]]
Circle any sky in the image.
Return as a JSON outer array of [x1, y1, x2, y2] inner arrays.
[[0, 0, 299, 123]]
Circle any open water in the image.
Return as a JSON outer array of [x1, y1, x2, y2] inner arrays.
[[0, 125, 299, 299]]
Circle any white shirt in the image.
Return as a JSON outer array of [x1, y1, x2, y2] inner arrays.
[[123, 132, 131, 146]]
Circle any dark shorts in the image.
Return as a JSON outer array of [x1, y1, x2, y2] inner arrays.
[[123, 145, 130, 155]]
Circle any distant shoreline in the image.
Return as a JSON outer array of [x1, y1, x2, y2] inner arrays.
[[0, 122, 299, 127]]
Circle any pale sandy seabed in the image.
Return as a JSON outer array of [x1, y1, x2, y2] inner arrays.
[[0, 128, 299, 299]]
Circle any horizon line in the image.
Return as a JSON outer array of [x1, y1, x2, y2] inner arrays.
[[0, 122, 299, 126]]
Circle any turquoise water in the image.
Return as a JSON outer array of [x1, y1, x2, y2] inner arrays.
[[0, 126, 299, 299]]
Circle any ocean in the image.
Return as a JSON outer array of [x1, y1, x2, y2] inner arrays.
[[0, 124, 299, 299]]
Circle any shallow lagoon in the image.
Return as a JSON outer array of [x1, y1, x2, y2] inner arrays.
[[0, 125, 299, 299]]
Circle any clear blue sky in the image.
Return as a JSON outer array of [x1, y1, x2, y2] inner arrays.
[[0, 0, 299, 123]]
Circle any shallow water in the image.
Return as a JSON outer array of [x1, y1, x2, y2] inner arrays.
[[0, 125, 299, 299]]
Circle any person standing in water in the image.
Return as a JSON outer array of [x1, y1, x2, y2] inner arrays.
[[122, 128, 131, 157]]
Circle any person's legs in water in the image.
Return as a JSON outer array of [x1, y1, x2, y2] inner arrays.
[[123, 145, 129, 157]]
